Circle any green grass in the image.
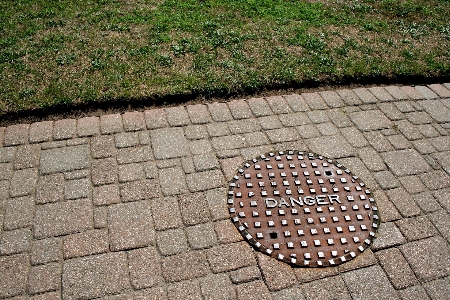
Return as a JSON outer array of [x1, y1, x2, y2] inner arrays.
[[1, 0, 449, 113]]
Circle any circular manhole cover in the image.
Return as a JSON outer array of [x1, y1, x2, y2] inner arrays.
[[228, 151, 380, 267]]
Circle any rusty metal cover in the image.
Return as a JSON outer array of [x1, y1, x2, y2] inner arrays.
[[228, 151, 380, 267]]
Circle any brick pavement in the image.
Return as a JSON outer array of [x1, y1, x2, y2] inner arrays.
[[1, 84, 450, 299]]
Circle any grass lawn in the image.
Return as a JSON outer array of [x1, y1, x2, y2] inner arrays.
[[1, 0, 449, 114]]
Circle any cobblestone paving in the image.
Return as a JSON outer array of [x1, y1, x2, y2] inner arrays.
[[1, 84, 450, 299]]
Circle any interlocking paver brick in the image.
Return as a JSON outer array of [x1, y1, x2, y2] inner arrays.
[[40, 145, 89, 174], [273, 287, 305, 300], [429, 136, 450, 152], [353, 88, 378, 104], [34, 198, 93, 239], [4, 124, 29, 146], [303, 275, 351, 300], [368, 87, 395, 102], [236, 281, 272, 300], [214, 219, 243, 244], [143, 161, 158, 179], [372, 189, 402, 222], [319, 90, 344, 108], [189, 139, 213, 155], [412, 139, 436, 154], [398, 285, 430, 300], [77, 116, 99, 137], [62, 252, 130, 300], [400, 86, 424, 100], [200, 273, 236, 300], [258, 115, 282, 130], [65, 178, 90, 199], [385, 85, 409, 100], [159, 166, 188, 196], [400, 236, 450, 282], [29, 121, 53, 143], [182, 156, 195, 173], [395, 102, 416, 114], [244, 131, 269, 146], [228, 118, 261, 134], [382, 149, 431, 177], [193, 153, 219, 172], [378, 102, 404, 121], [337, 248, 377, 273], [387, 134, 412, 149], [53, 119, 76, 140], [420, 170, 450, 190], [151, 196, 183, 230], [413, 192, 441, 213], [156, 228, 189, 255], [122, 111, 145, 132], [327, 109, 352, 127], [185, 124, 208, 140], [340, 127, 369, 148], [151, 127, 189, 159], [247, 97, 273, 117], [0, 180, 8, 200], [418, 124, 440, 138], [185, 222, 217, 249], [118, 163, 144, 183], [256, 253, 296, 292], [93, 206, 107, 229], [120, 179, 159, 202], [186, 169, 224, 192], [206, 188, 230, 221], [0, 147, 15, 163], [265, 128, 300, 143], [207, 122, 230, 137], [114, 132, 138, 148], [100, 113, 123, 134], [31, 292, 62, 299], [179, 192, 211, 226], [284, 93, 309, 112], [364, 131, 394, 152], [117, 146, 151, 164], [187, 104, 212, 124], [144, 108, 168, 129], [167, 280, 202, 300], [415, 85, 439, 99], [386, 187, 421, 217], [162, 251, 210, 282], [230, 266, 261, 284], [306, 110, 329, 123], [0, 254, 29, 298], [207, 242, 256, 273], [406, 111, 434, 125], [395, 216, 437, 242], [350, 110, 391, 131], [165, 106, 191, 126], [428, 210, 450, 242], [433, 188, 450, 211], [423, 277, 450, 300], [228, 99, 253, 119], [0, 162, 11, 180], [4, 196, 34, 230], [240, 145, 273, 161], [266, 95, 292, 114], [307, 135, 355, 158], [108, 201, 155, 251], [28, 263, 61, 295], [297, 124, 320, 139], [336, 89, 362, 106], [418, 100, 450, 123], [128, 247, 164, 289], [63, 229, 109, 259], [373, 170, 400, 189], [66, 137, 88, 146], [358, 147, 386, 171], [91, 135, 116, 158], [0, 228, 31, 254], [31, 238, 62, 265], [156, 158, 180, 169], [316, 122, 339, 136], [10, 168, 38, 197], [91, 157, 118, 186], [399, 175, 426, 194], [343, 265, 399, 300], [302, 92, 328, 110], [428, 84, 450, 97], [339, 156, 378, 190], [371, 221, 406, 251], [40, 140, 66, 149], [208, 102, 233, 122], [93, 184, 120, 206]]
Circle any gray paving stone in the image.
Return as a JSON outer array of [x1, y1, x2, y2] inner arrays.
[[63, 229, 109, 259], [372, 189, 402, 222], [227, 118, 261, 134], [429, 136, 450, 152], [128, 247, 163, 290], [65, 178, 90, 200], [118, 163, 144, 183], [0, 254, 29, 298], [114, 132, 138, 148], [28, 262, 61, 295], [100, 113, 124, 134], [165, 106, 190, 126], [373, 170, 400, 189], [29, 121, 53, 143], [236, 280, 272, 300], [399, 175, 426, 194], [429, 84, 450, 97], [350, 110, 392, 131], [420, 170, 450, 190], [413, 192, 442, 213], [256, 253, 296, 292], [272, 287, 305, 300], [4, 196, 34, 230], [398, 285, 430, 300], [144, 108, 168, 129], [40, 145, 89, 174], [92, 184, 120, 206], [159, 166, 188, 196], [190, 139, 213, 155], [168, 280, 202, 300], [214, 219, 243, 244], [396, 120, 423, 140], [340, 127, 369, 148], [91, 158, 118, 186], [353, 87, 379, 104], [400, 236, 450, 282], [108, 201, 155, 251], [208, 102, 233, 122], [395, 216, 438, 242], [120, 179, 159, 202], [336, 89, 362, 106], [4, 124, 29, 146], [418, 100, 450, 123], [327, 109, 353, 127], [0, 228, 31, 255], [423, 277, 450, 300], [229, 266, 261, 284], [258, 115, 283, 130], [415, 86, 439, 99], [385, 85, 409, 100], [162, 251, 210, 282], [151, 196, 183, 230], [388, 135, 412, 150], [316, 122, 339, 136], [186, 169, 224, 192], [418, 124, 440, 138], [14, 144, 40, 169], [368, 87, 395, 102], [207, 122, 230, 137], [306, 110, 329, 123], [116, 146, 151, 164], [0, 147, 15, 163], [401, 86, 425, 100], [184, 124, 208, 140], [338, 248, 377, 273], [91, 135, 116, 159], [31, 238, 62, 265], [381, 149, 431, 177], [371, 221, 406, 251], [428, 210, 450, 243], [303, 275, 351, 300], [151, 127, 189, 159], [406, 111, 434, 125], [179, 192, 211, 226], [297, 124, 320, 139], [228, 99, 253, 119], [247, 97, 273, 117], [284, 93, 309, 112], [358, 147, 387, 171], [207, 242, 256, 273], [205, 188, 229, 221], [187, 104, 212, 124], [265, 127, 300, 143], [53, 119, 76, 140], [343, 265, 399, 300], [319, 90, 344, 108], [200, 273, 236, 300], [412, 139, 436, 154], [0, 162, 12, 180], [307, 135, 355, 158], [62, 252, 130, 300], [302, 92, 328, 110], [434, 188, 450, 211], [156, 228, 189, 255], [278, 112, 310, 127], [378, 102, 404, 121], [364, 131, 394, 152], [10, 168, 38, 197], [244, 131, 269, 146], [339, 156, 378, 189], [212, 135, 247, 151], [185, 222, 217, 249], [266, 96, 292, 114], [386, 187, 422, 217], [94, 206, 108, 229]]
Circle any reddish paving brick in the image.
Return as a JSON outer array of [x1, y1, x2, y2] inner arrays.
[[4, 196, 34, 230], [162, 251, 210, 282], [295, 265, 340, 283], [236, 281, 272, 300], [151, 196, 183, 230], [368, 87, 395, 102], [186, 169, 225, 192], [220, 156, 244, 181], [187, 104, 212, 124], [214, 219, 243, 244], [100, 113, 124, 134], [208, 102, 233, 122], [205, 188, 229, 221], [265, 128, 300, 143], [108, 201, 155, 251], [420, 170, 450, 190], [28, 263, 61, 294], [77, 116, 99, 137], [36, 173, 65, 204], [415, 86, 439, 99], [428, 84, 450, 98], [91, 135, 116, 158], [128, 247, 164, 289], [185, 222, 218, 249], [3, 124, 29, 146], [378, 103, 404, 121], [63, 229, 109, 259], [118, 163, 144, 182], [167, 280, 202, 300], [200, 273, 236, 300], [179, 192, 211, 226], [91, 158, 118, 186], [399, 175, 427, 194], [14, 144, 40, 169], [375, 247, 418, 289], [93, 184, 120, 206], [122, 111, 146, 131], [386, 188, 423, 217], [120, 179, 159, 202], [385, 85, 409, 100], [144, 108, 168, 129], [228, 99, 253, 119], [302, 275, 351, 300], [0, 228, 31, 255], [31, 238, 62, 265], [62, 252, 130, 300], [397, 285, 430, 300], [230, 266, 261, 284], [94, 206, 108, 229], [0, 254, 29, 298], [53, 119, 76, 140], [353, 88, 379, 104], [207, 242, 256, 273], [31, 291, 61, 300], [338, 249, 377, 273], [400, 86, 425, 100], [165, 106, 191, 126], [256, 253, 296, 291], [10, 168, 38, 197], [29, 121, 53, 143], [156, 228, 189, 255], [34, 198, 93, 239], [395, 216, 438, 242]]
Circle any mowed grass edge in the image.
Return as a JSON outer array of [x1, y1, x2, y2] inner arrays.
[[1, 0, 449, 113]]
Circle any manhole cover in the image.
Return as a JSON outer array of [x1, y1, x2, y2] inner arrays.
[[228, 151, 380, 267]]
